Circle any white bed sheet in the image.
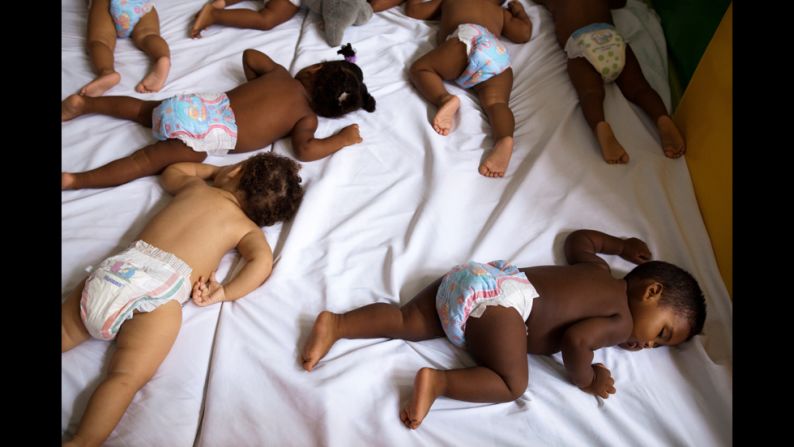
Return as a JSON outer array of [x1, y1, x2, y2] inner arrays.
[[62, 1, 732, 445]]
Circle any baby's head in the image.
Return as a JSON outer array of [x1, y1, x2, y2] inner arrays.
[[236, 153, 304, 227], [621, 261, 706, 350], [303, 60, 376, 118]]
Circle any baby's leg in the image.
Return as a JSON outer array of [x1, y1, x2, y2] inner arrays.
[[61, 94, 160, 124], [409, 40, 469, 136], [400, 306, 528, 429], [82, 0, 121, 97], [191, 0, 300, 38], [616, 46, 685, 158], [65, 301, 181, 447], [62, 279, 90, 352], [131, 8, 170, 94], [567, 57, 629, 164], [474, 68, 515, 178], [62, 140, 207, 190], [302, 278, 445, 371]]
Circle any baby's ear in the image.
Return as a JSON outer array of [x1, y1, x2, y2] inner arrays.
[[643, 281, 663, 302]]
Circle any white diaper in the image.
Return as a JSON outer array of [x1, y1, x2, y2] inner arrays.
[[564, 23, 626, 82], [80, 240, 192, 341], [469, 278, 538, 321]]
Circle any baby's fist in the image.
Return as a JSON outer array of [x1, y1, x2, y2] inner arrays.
[[581, 363, 616, 398], [621, 237, 652, 264], [341, 124, 363, 146]]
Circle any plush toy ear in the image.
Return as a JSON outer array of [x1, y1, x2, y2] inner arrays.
[[354, 2, 374, 26]]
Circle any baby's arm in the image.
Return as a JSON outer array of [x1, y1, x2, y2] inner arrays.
[[502, 1, 532, 43], [290, 114, 362, 162], [369, 0, 404, 12], [560, 316, 629, 397], [193, 229, 273, 306], [405, 0, 443, 20], [564, 229, 652, 270], [160, 162, 221, 195], [242, 49, 283, 81]]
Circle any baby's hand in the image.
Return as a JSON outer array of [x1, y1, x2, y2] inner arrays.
[[508, 1, 526, 16], [340, 124, 363, 146], [191, 271, 226, 307], [581, 363, 616, 398], [621, 237, 652, 264]]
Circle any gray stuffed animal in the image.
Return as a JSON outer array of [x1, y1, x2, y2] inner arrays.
[[303, 0, 374, 47]]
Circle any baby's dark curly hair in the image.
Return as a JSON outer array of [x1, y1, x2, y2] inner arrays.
[[310, 61, 376, 118], [625, 261, 707, 340], [237, 153, 304, 227]]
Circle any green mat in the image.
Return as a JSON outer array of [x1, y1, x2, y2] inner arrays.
[[649, 0, 730, 100]]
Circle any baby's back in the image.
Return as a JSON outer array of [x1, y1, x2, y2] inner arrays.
[[521, 263, 630, 354], [440, 0, 507, 38], [226, 68, 313, 152], [138, 184, 258, 286]]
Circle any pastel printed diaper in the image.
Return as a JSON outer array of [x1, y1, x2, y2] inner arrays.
[[80, 240, 192, 340], [447, 23, 511, 89], [110, 0, 155, 38], [152, 93, 238, 155], [436, 260, 539, 347]]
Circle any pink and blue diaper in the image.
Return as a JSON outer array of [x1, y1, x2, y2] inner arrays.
[[152, 93, 238, 155], [564, 23, 626, 82], [436, 260, 539, 347], [110, 0, 155, 38], [80, 240, 192, 341], [447, 23, 511, 89]]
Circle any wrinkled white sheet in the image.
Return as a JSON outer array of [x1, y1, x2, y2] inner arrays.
[[62, 1, 731, 445]]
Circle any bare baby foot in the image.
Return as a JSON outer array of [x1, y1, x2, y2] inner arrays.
[[191, 3, 219, 38], [136, 57, 170, 93], [79, 71, 121, 97], [656, 115, 686, 158], [301, 311, 341, 372], [595, 121, 629, 164], [61, 94, 86, 122], [432, 95, 460, 136], [62, 173, 76, 190], [479, 136, 514, 178], [399, 368, 443, 430]]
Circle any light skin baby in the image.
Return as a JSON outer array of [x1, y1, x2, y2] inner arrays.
[[62, 153, 304, 447]]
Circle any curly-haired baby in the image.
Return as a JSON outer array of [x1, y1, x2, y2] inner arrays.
[[62, 152, 304, 446]]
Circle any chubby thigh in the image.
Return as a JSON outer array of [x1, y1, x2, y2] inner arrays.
[[464, 305, 530, 396], [109, 299, 183, 383]]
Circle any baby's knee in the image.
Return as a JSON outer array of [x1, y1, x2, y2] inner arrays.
[[87, 38, 115, 52], [132, 31, 163, 47], [504, 374, 528, 400]]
